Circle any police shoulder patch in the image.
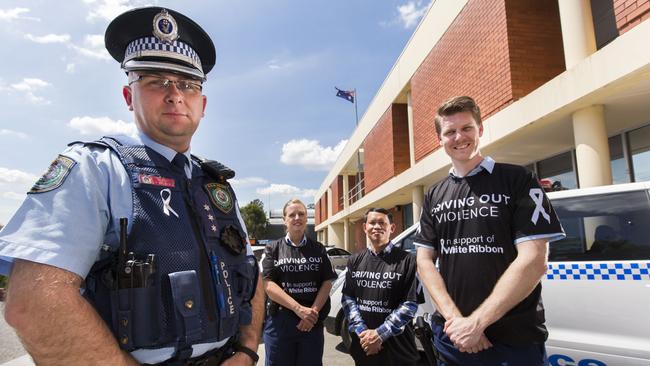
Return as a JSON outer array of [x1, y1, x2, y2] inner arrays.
[[29, 155, 77, 194], [205, 183, 233, 213]]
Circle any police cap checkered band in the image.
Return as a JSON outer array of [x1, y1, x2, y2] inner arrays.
[[124, 37, 203, 74]]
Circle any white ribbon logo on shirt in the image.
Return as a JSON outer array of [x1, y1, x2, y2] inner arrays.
[[529, 188, 550, 225], [160, 188, 179, 218]]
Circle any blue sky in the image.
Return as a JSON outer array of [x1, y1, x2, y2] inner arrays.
[[0, 0, 431, 224]]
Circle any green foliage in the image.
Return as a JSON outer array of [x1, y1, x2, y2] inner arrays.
[[240, 199, 268, 240]]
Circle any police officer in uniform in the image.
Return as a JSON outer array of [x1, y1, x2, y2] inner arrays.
[[0, 7, 263, 366]]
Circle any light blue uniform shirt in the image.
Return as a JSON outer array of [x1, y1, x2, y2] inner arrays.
[[0, 132, 252, 363]]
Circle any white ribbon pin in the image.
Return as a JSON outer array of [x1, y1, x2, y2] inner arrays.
[[160, 188, 179, 218], [529, 188, 550, 224]]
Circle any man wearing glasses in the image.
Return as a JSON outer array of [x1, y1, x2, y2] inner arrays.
[[1, 7, 263, 366]]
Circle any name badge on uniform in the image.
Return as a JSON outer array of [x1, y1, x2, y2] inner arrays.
[[29, 155, 77, 194], [205, 183, 233, 213], [138, 173, 176, 188]]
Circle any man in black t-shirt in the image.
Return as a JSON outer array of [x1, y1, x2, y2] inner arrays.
[[414, 96, 565, 366], [342, 208, 420, 366]]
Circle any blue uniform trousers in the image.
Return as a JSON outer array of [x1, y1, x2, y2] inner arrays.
[[432, 322, 548, 366], [263, 309, 325, 366]]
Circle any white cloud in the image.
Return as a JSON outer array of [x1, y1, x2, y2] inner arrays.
[[230, 177, 269, 187], [84, 34, 105, 48], [0, 8, 40, 21], [2, 192, 26, 201], [0, 129, 29, 139], [23, 31, 109, 61], [68, 116, 137, 137], [86, 0, 152, 21], [66, 63, 76, 73], [280, 139, 347, 171], [256, 184, 316, 198], [397, 1, 431, 29], [68, 35, 110, 60], [25, 33, 70, 44], [267, 58, 293, 70], [5, 78, 51, 105], [70, 44, 111, 60], [10, 78, 49, 92], [0, 167, 37, 184]]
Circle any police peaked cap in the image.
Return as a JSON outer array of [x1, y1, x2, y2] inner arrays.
[[105, 7, 216, 80]]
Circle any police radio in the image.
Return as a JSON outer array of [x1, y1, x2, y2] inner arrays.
[[117, 218, 156, 289]]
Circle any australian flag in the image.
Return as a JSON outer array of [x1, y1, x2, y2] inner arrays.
[[335, 87, 355, 103]]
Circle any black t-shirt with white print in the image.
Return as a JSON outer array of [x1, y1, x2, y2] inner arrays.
[[262, 236, 337, 320], [414, 162, 564, 345], [342, 246, 419, 330]]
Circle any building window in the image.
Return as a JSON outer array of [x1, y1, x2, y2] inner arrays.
[[590, 0, 619, 49], [609, 134, 630, 184], [537, 151, 577, 190], [629, 125, 650, 182], [403, 203, 414, 228]]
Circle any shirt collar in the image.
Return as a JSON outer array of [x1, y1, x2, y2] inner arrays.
[[285, 233, 307, 247], [139, 131, 193, 178], [368, 241, 394, 256], [449, 156, 495, 178]]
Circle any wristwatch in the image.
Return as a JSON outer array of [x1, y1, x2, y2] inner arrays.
[[233, 343, 259, 365]]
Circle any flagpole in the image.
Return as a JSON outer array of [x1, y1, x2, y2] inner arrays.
[[354, 88, 359, 126], [353, 88, 363, 200]]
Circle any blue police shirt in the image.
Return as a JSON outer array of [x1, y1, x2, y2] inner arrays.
[[0, 131, 252, 363]]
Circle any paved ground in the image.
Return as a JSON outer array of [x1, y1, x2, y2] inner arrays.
[[1, 308, 431, 366], [0, 305, 354, 366], [0, 303, 29, 365]]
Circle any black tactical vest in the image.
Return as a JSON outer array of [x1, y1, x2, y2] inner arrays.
[[83, 136, 256, 356]]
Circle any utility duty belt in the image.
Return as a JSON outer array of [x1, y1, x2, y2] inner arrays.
[[266, 298, 330, 323], [144, 337, 236, 366]]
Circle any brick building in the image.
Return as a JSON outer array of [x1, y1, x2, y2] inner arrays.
[[315, 0, 650, 252]]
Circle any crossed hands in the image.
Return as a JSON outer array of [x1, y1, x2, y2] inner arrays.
[[444, 316, 493, 354], [359, 329, 383, 356], [294, 305, 318, 332]]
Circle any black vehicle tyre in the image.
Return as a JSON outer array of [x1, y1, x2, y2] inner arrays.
[[340, 316, 352, 350]]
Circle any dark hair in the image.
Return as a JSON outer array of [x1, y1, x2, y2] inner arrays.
[[363, 208, 393, 224], [434, 96, 482, 136]]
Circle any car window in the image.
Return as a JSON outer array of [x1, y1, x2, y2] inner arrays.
[[328, 248, 350, 256], [396, 230, 417, 252], [549, 189, 650, 261]]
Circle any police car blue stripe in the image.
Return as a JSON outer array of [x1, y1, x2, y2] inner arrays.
[[546, 262, 650, 280]]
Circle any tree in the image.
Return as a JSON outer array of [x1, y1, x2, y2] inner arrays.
[[240, 199, 268, 240], [306, 203, 315, 209]]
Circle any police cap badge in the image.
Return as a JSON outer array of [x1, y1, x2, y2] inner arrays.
[[105, 7, 216, 80]]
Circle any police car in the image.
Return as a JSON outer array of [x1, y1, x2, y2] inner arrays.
[[325, 181, 650, 365]]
